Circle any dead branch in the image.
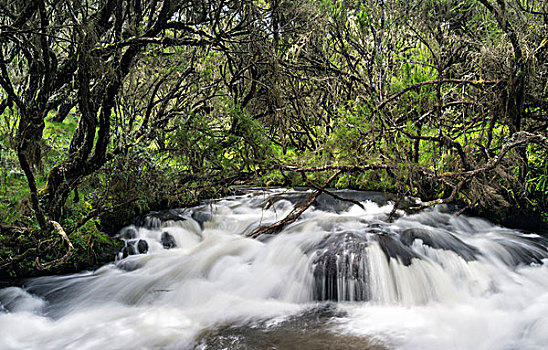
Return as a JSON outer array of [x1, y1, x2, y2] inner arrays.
[[377, 79, 499, 111], [265, 133, 547, 214], [407, 130, 546, 210], [440, 132, 548, 177], [247, 171, 341, 239], [410, 178, 466, 210], [388, 194, 408, 222], [302, 174, 365, 210], [456, 201, 477, 216], [35, 221, 74, 270]]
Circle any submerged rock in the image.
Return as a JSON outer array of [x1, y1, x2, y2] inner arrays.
[[132, 209, 188, 229], [312, 231, 371, 302], [400, 228, 479, 261], [0, 287, 45, 313], [120, 239, 149, 258], [118, 227, 137, 240], [374, 234, 420, 266], [191, 210, 212, 229], [161, 232, 177, 249], [490, 234, 548, 266], [195, 304, 386, 350]]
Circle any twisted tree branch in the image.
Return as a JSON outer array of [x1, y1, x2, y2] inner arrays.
[[35, 221, 74, 270]]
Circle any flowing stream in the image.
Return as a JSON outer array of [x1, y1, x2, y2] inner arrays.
[[1, 189, 548, 349]]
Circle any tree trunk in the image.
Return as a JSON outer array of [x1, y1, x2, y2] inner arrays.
[[16, 105, 49, 231]]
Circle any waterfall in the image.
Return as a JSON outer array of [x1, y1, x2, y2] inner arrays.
[[1, 189, 547, 350]]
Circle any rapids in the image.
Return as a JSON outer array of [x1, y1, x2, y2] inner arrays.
[[1, 189, 548, 349]]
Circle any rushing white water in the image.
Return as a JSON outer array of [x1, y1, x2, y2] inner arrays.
[[1, 189, 548, 349]]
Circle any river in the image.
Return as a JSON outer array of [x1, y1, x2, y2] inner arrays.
[[1, 189, 547, 349]]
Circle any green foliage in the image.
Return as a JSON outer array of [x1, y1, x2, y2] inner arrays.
[[168, 99, 272, 175]]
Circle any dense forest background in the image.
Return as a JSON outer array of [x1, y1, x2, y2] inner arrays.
[[1, 0, 547, 277]]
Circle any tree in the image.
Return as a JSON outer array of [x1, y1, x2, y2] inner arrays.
[[0, 0, 264, 228]]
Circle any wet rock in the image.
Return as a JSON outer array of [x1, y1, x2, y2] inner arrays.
[[311, 227, 422, 302], [118, 227, 137, 239], [374, 234, 420, 266], [132, 209, 188, 229], [0, 287, 45, 313], [192, 210, 212, 229], [314, 191, 390, 213], [195, 304, 386, 350], [491, 234, 548, 266], [116, 259, 144, 272], [261, 191, 310, 209], [313, 251, 339, 300], [312, 231, 370, 302], [120, 246, 130, 259], [121, 239, 149, 258], [400, 228, 478, 261], [137, 239, 148, 254], [161, 232, 176, 249], [263, 190, 393, 214]]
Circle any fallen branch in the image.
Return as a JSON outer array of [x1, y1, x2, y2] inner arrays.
[[0, 247, 38, 270], [262, 132, 548, 214], [35, 221, 74, 270], [410, 179, 466, 210], [302, 174, 365, 210], [440, 132, 548, 177], [387, 194, 407, 222], [456, 201, 477, 216], [247, 171, 341, 239]]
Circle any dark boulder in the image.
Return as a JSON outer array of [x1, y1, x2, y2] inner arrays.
[[161, 232, 177, 249], [400, 228, 478, 261], [314, 190, 391, 213], [132, 209, 188, 229], [191, 210, 212, 229], [262, 190, 394, 214], [120, 239, 149, 258], [374, 234, 420, 266], [118, 227, 137, 240], [312, 231, 370, 302], [490, 234, 548, 266], [137, 239, 148, 254]]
